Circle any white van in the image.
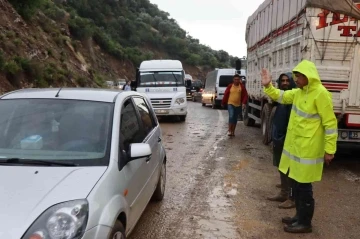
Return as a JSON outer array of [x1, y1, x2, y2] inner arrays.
[[135, 60, 188, 121], [201, 68, 246, 109]]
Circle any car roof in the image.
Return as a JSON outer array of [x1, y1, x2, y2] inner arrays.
[[0, 88, 143, 103]]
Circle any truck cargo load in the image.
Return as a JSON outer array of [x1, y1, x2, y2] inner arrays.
[[245, 0, 360, 145]]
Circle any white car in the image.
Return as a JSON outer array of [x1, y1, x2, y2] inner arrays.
[[0, 88, 167, 239]]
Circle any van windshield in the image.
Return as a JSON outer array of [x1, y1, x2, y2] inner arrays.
[[139, 71, 185, 87], [0, 99, 113, 166]]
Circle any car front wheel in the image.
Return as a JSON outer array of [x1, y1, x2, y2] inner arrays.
[[109, 221, 126, 239], [152, 161, 166, 201]]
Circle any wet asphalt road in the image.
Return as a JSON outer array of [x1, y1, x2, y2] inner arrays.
[[129, 102, 360, 239]]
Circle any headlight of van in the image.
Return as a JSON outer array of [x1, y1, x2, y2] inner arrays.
[[175, 97, 185, 105], [22, 200, 88, 239]]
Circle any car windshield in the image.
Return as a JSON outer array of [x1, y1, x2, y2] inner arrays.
[[0, 99, 113, 166], [192, 80, 203, 88], [139, 71, 184, 87]]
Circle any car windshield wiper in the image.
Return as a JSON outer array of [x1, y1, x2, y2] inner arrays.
[[0, 158, 78, 167], [171, 73, 179, 87], [151, 73, 157, 86]]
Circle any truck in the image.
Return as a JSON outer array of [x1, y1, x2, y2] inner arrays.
[[202, 68, 246, 109], [134, 59, 187, 121], [244, 0, 360, 146]]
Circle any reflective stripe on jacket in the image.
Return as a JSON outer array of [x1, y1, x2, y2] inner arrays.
[[264, 60, 338, 183]]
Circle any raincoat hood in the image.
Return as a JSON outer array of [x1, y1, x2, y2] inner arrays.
[[277, 72, 296, 91], [292, 60, 321, 89]]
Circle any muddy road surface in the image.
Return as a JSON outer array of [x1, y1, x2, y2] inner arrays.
[[129, 102, 360, 239]]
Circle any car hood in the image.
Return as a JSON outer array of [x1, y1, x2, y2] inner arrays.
[[0, 166, 107, 239]]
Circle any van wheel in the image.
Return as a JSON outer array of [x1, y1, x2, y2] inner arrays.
[[152, 162, 166, 201], [261, 103, 272, 145], [109, 221, 126, 239], [179, 115, 186, 122], [202, 102, 206, 106]]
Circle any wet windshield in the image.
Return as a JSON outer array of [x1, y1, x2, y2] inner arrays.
[[0, 99, 113, 166], [139, 71, 184, 87], [192, 80, 203, 88]]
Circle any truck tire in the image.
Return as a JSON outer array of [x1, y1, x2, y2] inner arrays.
[[243, 102, 255, 127], [261, 103, 272, 145], [268, 106, 277, 144]]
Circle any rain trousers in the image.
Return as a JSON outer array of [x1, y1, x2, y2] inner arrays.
[[264, 60, 337, 183]]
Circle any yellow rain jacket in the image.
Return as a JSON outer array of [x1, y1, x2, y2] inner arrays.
[[264, 60, 338, 183]]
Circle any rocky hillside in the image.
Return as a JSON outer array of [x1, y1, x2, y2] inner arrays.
[[0, 0, 239, 93]]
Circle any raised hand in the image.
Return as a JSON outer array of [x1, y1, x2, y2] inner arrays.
[[261, 68, 271, 87]]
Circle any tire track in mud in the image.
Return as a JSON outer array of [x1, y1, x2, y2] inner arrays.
[[163, 109, 241, 239], [129, 104, 229, 239]]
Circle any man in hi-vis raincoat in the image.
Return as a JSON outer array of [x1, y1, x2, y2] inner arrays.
[[261, 60, 337, 233]]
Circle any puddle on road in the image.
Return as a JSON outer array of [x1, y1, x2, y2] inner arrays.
[[196, 186, 239, 239]]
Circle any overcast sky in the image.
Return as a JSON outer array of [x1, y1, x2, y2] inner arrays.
[[149, 0, 264, 58]]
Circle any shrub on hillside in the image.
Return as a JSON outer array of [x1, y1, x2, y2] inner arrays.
[[8, 0, 46, 20]]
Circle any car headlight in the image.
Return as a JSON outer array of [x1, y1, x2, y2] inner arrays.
[[22, 200, 88, 239], [175, 98, 185, 104]]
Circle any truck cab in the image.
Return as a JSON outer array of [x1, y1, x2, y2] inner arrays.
[[134, 60, 188, 121]]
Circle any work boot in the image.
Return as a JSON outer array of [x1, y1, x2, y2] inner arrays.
[[278, 199, 296, 209], [267, 191, 287, 202], [284, 222, 312, 233], [284, 198, 314, 233], [282, 215, 298, 225]]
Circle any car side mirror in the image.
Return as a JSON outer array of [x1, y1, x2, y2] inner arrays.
[[129, 143, 152, 162]]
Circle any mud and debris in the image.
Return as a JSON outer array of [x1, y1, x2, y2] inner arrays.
[[129, 102, 360, 239]]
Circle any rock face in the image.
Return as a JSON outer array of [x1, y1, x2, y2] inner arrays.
[[0, 0, 212, 93]]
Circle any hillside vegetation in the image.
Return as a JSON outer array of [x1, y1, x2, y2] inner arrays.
[[0, 0, 239, 93]]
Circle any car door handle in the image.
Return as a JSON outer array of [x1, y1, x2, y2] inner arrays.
[[158, 137, 162, 142], [146, 155, 151, 162]]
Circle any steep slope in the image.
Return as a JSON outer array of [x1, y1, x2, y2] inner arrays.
[[0, 0, 238, 93]]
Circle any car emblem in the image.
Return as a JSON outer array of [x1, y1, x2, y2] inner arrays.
[[159, 100, 163, 104]]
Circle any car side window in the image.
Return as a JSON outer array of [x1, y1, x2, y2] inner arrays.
[[120, 99, 145, 152], [133, 97, 156, 136]]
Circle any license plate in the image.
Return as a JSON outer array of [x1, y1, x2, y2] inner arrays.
[[349, 131, 359, 139], [191, 90, 196, 92], [155, 109, 169, 114]]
